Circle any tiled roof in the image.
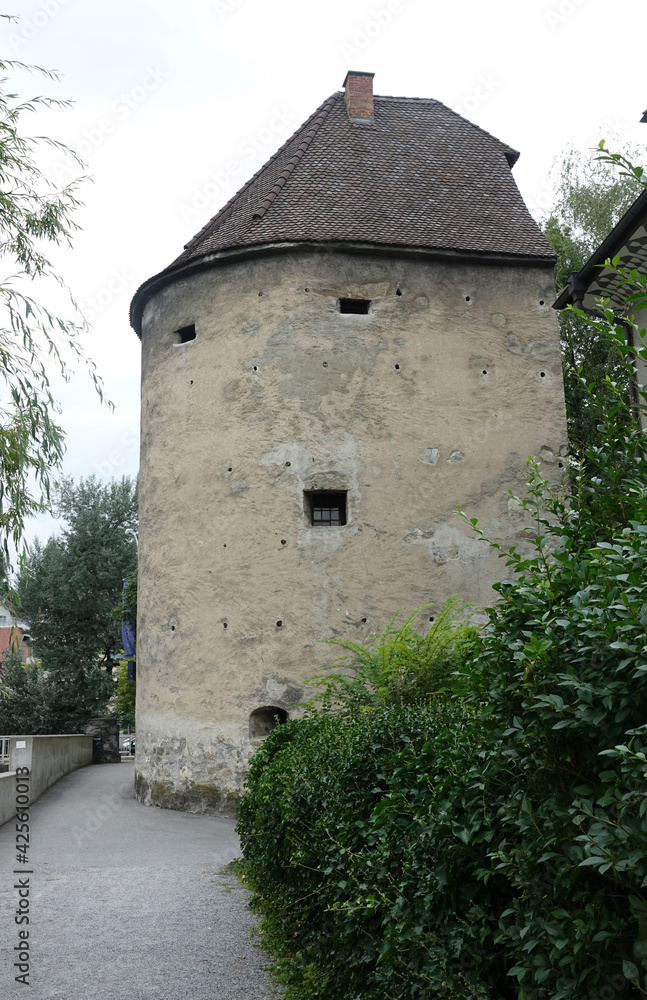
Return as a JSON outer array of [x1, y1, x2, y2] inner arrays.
[[554, 189, 647, 311], [173, 91, 553, 265], [0, 626, 28, 659], [131, 90, 555, 332]]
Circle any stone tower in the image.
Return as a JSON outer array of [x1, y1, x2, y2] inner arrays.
[[130, 72, 567, 814]]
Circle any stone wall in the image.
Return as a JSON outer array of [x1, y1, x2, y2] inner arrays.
[[85, 718, 121, 764], [136, 249, 568, 812]]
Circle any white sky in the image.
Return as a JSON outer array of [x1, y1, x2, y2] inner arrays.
[[6, 0, 647, 543]]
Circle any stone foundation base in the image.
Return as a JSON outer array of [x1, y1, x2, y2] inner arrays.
[[134, 770, 240, 818]]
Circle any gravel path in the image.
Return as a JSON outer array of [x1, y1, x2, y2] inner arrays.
[[0, 761, 280, 999]]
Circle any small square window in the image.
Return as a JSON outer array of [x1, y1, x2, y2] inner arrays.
[[305, 491, 347, 526], [339, 298, 370, 314]]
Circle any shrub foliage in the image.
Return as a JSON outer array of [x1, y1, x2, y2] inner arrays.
[[238, 284, 647, 998], [308, 597, 479, 712], [239, 704, 508, 1000]]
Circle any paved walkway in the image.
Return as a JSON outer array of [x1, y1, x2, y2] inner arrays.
[[0, 762, 280, 999]]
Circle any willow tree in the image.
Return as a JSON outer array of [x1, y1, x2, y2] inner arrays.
[[0, 38, 106, 566]]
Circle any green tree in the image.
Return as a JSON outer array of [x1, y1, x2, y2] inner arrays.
[[543, 145, 643, 450], [550, 145, 642, 250], [110, 569, 137, 728], [112, 569, 137, 639], [8, 476, 138, 733], [114, 660, 136, 728], [0, 35, 106, 567], [0, 651, 110, 735], [0, 650, 51, 733]]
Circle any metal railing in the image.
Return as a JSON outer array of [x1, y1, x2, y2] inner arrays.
[[0, 738, 11, 765]]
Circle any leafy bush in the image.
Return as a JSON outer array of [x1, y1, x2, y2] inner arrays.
[[239, 703, 512, 1000], [307, 597, 480, 712], [238, 271, 647, 998], [456, 308, 647, 998]]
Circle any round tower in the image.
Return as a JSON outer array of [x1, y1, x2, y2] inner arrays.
[[130, 72, 567, 813]]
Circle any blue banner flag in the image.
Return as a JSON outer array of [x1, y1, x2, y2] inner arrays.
[[121, 578, 137, 658]]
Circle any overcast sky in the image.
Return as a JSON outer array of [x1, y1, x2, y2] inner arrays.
[[6, 0, 647, 544]]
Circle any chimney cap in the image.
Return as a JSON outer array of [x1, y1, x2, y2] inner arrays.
[[343, 70, 375, 88]]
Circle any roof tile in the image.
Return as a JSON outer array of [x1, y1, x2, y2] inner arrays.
[[169, 91, 554, 267], [131, 89, 556, 333]]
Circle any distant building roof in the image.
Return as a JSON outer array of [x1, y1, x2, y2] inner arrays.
[[554, 189, 647, 312], [0, 626, 30, 660], [131, 78, 555, 335]]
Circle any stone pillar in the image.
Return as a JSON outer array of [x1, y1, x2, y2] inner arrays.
[[84, 719, 120, 764]]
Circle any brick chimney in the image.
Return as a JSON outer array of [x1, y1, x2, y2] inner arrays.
[[343, 70, 375, 124]]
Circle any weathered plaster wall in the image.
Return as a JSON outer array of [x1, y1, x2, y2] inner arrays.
[[136, 250, 567, 813]]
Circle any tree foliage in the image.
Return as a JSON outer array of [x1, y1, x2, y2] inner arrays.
[[0, 651, 111, 735], [110, 568, 137, 729], [2, 476, 138, 733], [0, 38, 105, 566], [543, 145, 643, 451], [549, 146, 643, 252], [237, 275, 647, 998], [113, 659, 136, 728], [0, 650, 51, 733]]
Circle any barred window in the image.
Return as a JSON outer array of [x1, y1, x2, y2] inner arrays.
[[305, 491, 347, 526]]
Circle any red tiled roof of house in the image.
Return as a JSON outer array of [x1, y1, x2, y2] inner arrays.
[[0, 627, 25, 659]]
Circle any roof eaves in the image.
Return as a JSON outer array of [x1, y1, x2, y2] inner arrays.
[[553, 188, 647, 309], [130, 239, 557, 337]]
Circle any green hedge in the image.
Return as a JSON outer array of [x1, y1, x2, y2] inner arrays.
[[238, 668, 647, 1000], [238, 703, 510, 999], [238, 305, 647, 1000]]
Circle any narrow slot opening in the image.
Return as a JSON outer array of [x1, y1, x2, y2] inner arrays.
[[339, 298, 370, 314]]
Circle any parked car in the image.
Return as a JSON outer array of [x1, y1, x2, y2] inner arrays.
[[122, 736, 136, 754]]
